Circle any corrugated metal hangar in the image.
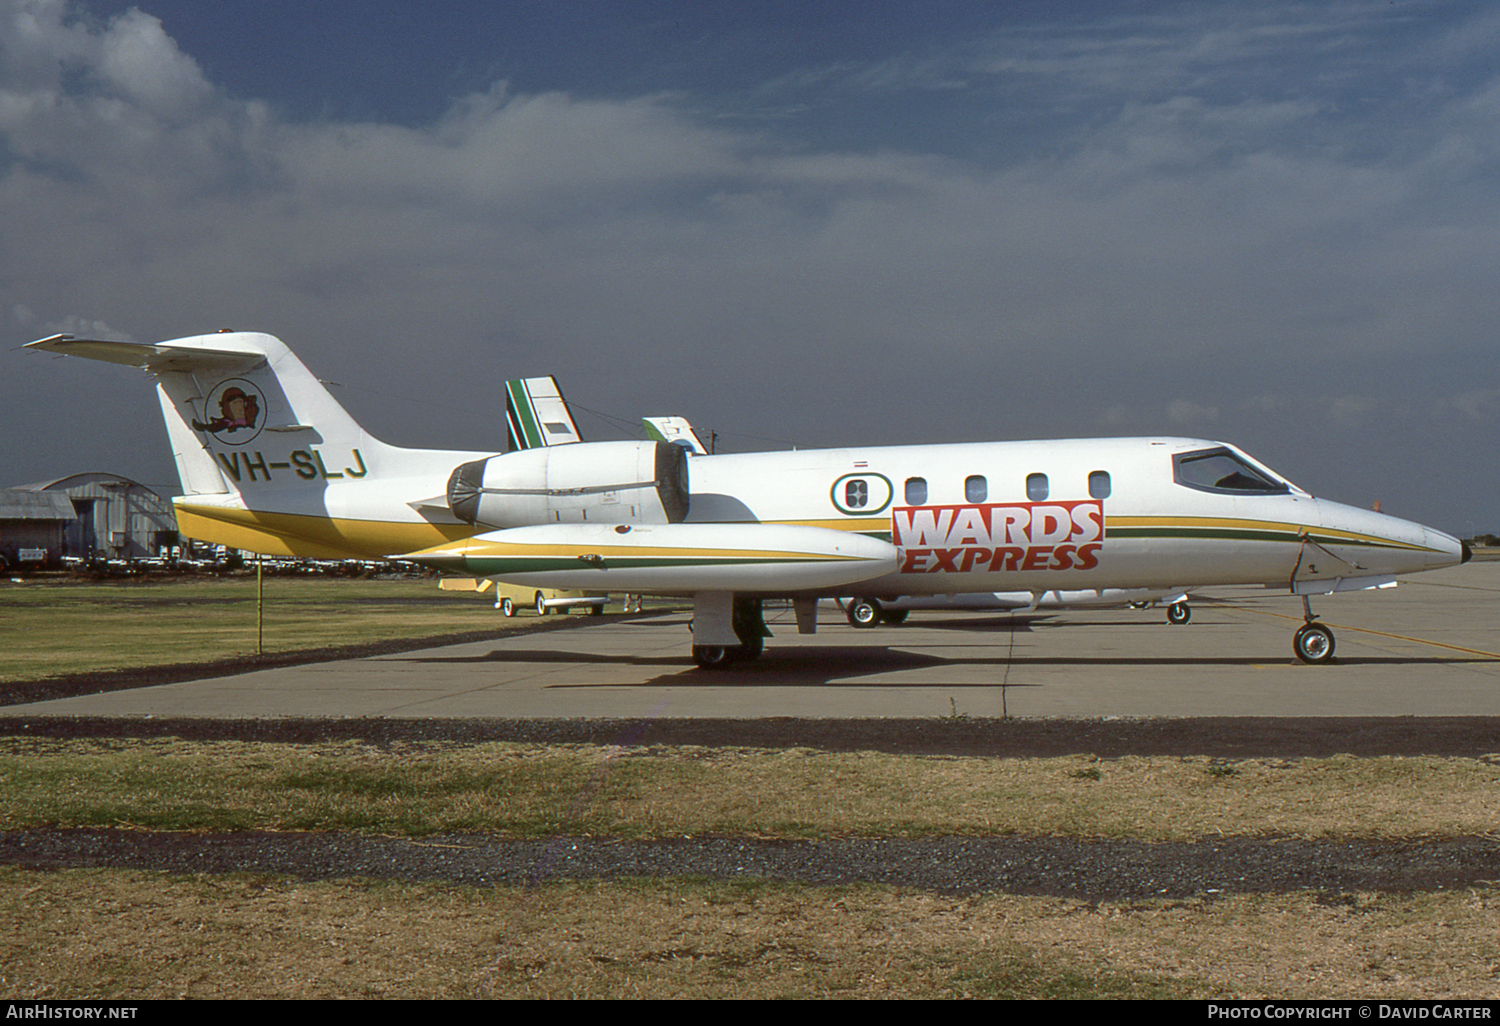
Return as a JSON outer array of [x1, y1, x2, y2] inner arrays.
[[1, 473, 177, 570]]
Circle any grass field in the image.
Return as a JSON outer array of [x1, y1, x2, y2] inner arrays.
[[9, 870, 1499, 999], [3, 738, 1499, 841], [0, 573, 551, 683], [3, 575, 1499, 999]]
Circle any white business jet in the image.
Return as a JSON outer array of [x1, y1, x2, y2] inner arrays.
[[27, 331, 1469, 668], [634, 415, 1197, 628]]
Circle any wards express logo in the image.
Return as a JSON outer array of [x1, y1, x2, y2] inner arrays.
[[193, 378, 265, 445], [894, 500, 1104, 574]]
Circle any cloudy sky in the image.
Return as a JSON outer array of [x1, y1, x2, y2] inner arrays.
[[4, 0, 1497, 533]]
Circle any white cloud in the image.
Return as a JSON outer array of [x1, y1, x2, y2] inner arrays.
[[1434, 389, 1500, 424], [1167, 400, 1220, 425], [3, 0, 1499, 528], [92, 7, 212, 117]]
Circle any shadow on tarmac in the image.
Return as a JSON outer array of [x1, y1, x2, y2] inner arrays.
[[396, 641, 1494, 691]]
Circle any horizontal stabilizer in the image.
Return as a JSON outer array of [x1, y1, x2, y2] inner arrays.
[[25, 334, 267, 371]]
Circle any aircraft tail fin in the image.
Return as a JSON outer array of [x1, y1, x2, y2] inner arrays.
[[505, 376, 582, 451], [25, 331, 390, 498], [643, 415, 709, 455]]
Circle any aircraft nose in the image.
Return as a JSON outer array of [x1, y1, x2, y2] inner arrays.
[[1422, 526, 1468, 570], [1316, 499, 1468, 576]]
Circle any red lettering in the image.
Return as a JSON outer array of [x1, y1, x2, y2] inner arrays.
[[1073, 542, 1102, 571], [1021, 546, 1053, 571], [947, 508, 991, 547], [993, 546, 1025, 571], [930, 548, 963, 573], [889, 502, 1106, 574], [1030, 506, 1072, 546], [893, 508, 954, 547], [1050, 544, 1076, 570], [1072, 504, 1104, 543], [959, 548, 992, 572], [996, 507, 1031, 545]]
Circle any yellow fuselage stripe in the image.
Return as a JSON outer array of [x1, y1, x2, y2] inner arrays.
[[174, 504, 470, 559]]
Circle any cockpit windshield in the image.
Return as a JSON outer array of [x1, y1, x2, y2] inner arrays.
[[1172, 447, 1289, 495]]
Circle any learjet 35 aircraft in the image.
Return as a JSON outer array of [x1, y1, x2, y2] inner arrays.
[[27, 330, 1470, 667]]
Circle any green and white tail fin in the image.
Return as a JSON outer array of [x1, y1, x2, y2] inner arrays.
[[643, 415, 709, 455], [505, 376, 582, 451]]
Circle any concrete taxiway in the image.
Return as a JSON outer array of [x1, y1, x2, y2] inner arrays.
[[4, 563, 1497, 721], [5, 561, 1494, 720]]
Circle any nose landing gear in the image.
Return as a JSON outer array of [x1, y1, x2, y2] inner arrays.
[[1292, 595, 1336, 664]]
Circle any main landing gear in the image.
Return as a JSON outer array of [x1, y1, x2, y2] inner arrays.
[[691, 598, 767, 669], [1165, 601, 1191, 625], [1292, 595, 1336, 664], [845, 597, 908, 628]]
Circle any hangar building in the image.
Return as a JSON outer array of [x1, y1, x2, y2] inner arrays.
[[0, 489, 75, 571], [3, 474, 177, 567]]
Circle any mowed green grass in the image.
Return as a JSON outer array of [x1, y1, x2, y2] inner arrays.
[[0, 575, 524, 683], [2, 739, 1500, 840]]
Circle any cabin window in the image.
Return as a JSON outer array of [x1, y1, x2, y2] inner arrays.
[[1088, 470, 1112, 499], [844, 479, 868, 509], [1026, 473, 1049, 501], [905, 477, 928, 505], [1172, 448, 1289, 495], [965, 475, 988, 503]]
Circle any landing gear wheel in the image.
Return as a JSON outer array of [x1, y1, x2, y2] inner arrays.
[[590, 602, 602, 616], [1293, 623, 1336, 664], [847, 598, 881, 628], [1166, 602, 1191, 625], [534, 591, 548, 616], [879, 610, 909, 625], [693, 645, 734, 669], [501, 597, 515, 617]]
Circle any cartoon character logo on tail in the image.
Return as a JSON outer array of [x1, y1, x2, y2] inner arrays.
[[192, 379, 264, 444]]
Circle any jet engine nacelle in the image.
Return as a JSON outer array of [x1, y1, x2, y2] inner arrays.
[[447, 440, 689, 529]]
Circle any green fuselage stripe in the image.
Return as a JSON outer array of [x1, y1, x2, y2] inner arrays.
[[1107, 526, 1424, 551]]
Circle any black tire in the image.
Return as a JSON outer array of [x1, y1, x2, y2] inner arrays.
[[847, 598, 880, 628], [590, 602, 603, 616], [1293, 623, 1336, 664], [878, 610, 909, 625], [534, 591, 548, 616], [692, 645, 734, 669], [1166, 602, 1191, 625], [501, 597, 515, 617]]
